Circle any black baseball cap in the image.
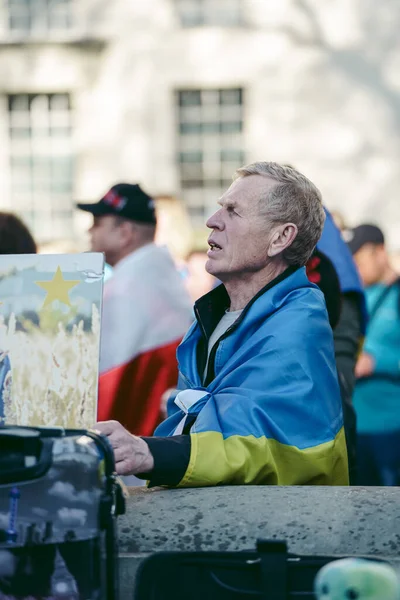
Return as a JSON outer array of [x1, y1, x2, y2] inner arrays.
[[344, 224, 385, 255], [77, 183, 157, 225]]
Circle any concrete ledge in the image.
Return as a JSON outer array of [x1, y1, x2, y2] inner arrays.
[[118, 486, 400, 596]]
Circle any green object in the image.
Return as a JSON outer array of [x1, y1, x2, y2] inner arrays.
[[314, 558, 400, 600]]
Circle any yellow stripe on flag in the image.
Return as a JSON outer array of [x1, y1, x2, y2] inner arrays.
[[178, 427, 349, 487]]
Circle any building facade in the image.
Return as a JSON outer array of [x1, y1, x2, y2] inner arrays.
[[0, 0, 399, 249]]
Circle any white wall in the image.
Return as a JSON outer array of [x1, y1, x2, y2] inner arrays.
[[0, 0, 399, 248]]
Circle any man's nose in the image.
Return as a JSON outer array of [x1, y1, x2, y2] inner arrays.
[[206, 209, 224, 230]]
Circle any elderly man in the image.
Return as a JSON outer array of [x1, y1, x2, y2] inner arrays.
[[95, 163, 349, 487]]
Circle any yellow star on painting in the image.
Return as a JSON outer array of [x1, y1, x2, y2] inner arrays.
[[35, 266, 80, 309]]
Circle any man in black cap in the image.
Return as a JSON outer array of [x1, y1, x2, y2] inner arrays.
[[346, 223, 400, 485], [77, 184, 193, 438], [345, 224, 387, 289]]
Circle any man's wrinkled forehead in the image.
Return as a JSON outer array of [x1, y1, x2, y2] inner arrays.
[[219, 174, 278, 207]]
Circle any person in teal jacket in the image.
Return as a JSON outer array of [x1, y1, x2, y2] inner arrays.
[[347, 223, 400, 485], [95, 162, 349, 487]]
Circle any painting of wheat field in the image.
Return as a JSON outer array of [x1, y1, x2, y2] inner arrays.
[[0, 253, 104, 429]]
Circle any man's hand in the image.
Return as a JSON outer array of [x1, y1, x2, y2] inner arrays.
[[355, 352, 375, 379], [93, 421, 155, 476]]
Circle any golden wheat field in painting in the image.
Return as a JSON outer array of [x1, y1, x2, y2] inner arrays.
[[0, 253, 104, 429], [0, 305, 100, 428]]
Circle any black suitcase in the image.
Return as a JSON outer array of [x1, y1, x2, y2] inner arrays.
[[134, 539, 387, 600], [0, 426, 126, 600]]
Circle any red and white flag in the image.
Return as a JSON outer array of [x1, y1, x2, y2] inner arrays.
[[97, 244, 193, 436]]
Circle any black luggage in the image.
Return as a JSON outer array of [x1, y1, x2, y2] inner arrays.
[[134, 539, 387, 600], [0, 426, 125, 600]]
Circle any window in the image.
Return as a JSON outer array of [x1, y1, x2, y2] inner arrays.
[[8, 94, 74, 241], [176, 88, 245, 225], [8, 0, 72, 34], [176, 0, 242, 27]]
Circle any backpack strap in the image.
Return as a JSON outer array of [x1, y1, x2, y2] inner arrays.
[[257, 539, 288, 600]]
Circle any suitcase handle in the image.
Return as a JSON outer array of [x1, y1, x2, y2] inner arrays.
[[257, 540, 288, 600], [0, 427, 53, 484]]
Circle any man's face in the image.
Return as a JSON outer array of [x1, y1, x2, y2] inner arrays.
[[205, 175, 277, 282], [88, 215, 125, 266], [353, 243, 386, 287]]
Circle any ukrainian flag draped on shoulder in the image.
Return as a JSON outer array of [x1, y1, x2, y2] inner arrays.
[[155, 266, 349, 487]]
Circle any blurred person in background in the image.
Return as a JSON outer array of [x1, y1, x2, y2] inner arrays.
[[0, 212, 37, 422], [309, 208, 366, 484], [184, 249, 216, 304], [330, 209, 347, 232], [153, 194, 195, 286], [154, 194, 193, 263], [347, 224, 400, 485], [0, 212, 37, 255], [284, 168, 365, 483], [77, 184, 193, 437]]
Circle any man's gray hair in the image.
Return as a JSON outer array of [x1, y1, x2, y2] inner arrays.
[[234, 162, 325, 267]]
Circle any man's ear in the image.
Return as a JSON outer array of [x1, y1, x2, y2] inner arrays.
[[267, 223, 298, 258], [119, 220, 137, 243]]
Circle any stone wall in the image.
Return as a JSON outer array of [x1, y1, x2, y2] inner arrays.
[[118, 486, 400, 597]]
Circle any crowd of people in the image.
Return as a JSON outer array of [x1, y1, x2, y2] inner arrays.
[[0, 161, 399, 487]]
